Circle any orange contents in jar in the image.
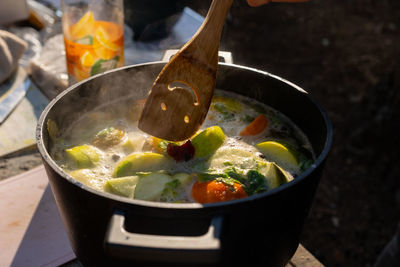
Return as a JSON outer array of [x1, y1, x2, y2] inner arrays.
[[64, 11, 124, 82]]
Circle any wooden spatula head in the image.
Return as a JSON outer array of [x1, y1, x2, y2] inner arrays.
[[138, 0, 233, 141], [139, 51, 217, 141]]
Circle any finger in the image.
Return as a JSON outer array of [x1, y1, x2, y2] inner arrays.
[[247, 0, 270, 7], [271, 0, 309, 2], [247, 0, 309, 6]]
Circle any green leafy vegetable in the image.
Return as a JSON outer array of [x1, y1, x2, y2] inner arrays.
[[241, 115, 255, 123], [215, 176, 242, 187], [245, 170, 269, 195], [197, 172, 228, 182], [213, 103, 234, 120], [299, 158, 313, 171], [161, 179, 181, 198], [223, 167, 246, 183], [197, 167, 268, 196]]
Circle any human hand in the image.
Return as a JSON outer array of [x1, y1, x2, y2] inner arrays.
[[247, 0, 308, 7]]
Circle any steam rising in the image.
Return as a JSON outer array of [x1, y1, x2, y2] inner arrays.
[[51, 64, 164, 133]]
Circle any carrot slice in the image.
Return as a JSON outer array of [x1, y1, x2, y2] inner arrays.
[[240, 114, 268, 136], [191, 180, 247, 204]]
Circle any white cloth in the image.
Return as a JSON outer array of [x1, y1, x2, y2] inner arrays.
[[0, 30, 27, 84]]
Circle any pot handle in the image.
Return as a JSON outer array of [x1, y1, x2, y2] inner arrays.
[[104, 211, 223, 264]]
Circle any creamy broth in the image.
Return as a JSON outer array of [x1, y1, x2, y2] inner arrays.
[[50, 90, 314, 203]]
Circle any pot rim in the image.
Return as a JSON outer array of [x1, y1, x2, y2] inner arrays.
[[36, 61, 333, 210]]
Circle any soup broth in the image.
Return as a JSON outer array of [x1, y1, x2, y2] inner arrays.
[[50, 90, 314, 203]]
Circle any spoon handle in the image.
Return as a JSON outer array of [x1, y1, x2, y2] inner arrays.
[[182, 0, 233, 67], [138, 0, 233, 141]]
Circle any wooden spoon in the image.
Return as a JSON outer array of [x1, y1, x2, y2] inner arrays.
[[138, 0, 233, 141]]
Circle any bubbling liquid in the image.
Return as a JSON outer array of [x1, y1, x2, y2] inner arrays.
[[50, 90, 314, 203]]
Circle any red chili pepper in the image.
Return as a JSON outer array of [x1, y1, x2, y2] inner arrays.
[[167, 140, 195, 162]]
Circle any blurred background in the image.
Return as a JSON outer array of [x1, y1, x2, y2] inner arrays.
[[214, 1, 400, 266], [1, 0, 399, 266]]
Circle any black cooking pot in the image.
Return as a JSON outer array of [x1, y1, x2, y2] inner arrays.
[[36, 62, 332, 267]]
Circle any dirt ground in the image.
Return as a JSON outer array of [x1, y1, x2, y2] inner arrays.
[[1, 0, 400, 266], [220, 0, 400, 266]]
